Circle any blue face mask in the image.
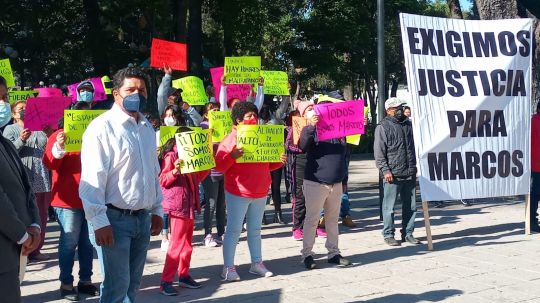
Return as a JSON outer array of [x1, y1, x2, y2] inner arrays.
[[0, 102, 11, 127], [78, 91, 94, 102], [122, 93, 147, 113]]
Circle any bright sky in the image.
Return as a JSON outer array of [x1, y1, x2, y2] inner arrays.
[[459, 0, 473, 11]]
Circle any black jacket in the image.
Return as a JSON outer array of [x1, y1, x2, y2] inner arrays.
[[374, 116, 416, 178], [299, 125, 347, 184]]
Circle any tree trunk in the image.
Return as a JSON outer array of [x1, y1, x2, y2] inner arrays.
[[447, 0, 464, 19], [173, 0, 188, 42], [475, 0, 539, 107], [219, 0, 235, 57], [82, 0, 110, 76], [188, 0, 203, 77]]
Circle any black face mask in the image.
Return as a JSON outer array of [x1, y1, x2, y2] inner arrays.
[[394, 107, 406, 122]]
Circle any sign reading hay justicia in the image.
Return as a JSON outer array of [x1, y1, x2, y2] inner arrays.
[[400, 14, 533, 201]]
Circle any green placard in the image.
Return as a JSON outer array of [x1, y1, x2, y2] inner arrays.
[[261, 71, 289, 95], [224, 56, 261, 84], [172, 76, 208, 106], [175, 129, 215, 173], [159, 126, 202, 147], [208, 111, 233, 142], [236, 125, 284, 163], [8, 90, 39, 104], [0, 59, 15, 87], [64, 110, 107, 152]]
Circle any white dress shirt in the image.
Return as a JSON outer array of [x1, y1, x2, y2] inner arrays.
[[79, 104, 163, 230]]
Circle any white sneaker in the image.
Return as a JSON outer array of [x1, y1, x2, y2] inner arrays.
[[221, 266, 241, 282], [160, 239, 169, 252], [204, 234, 218, 247], [249, 262, 274, 277]]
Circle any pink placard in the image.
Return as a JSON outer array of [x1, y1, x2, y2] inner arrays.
[[67, 77, 107, 102], [24, 97, 72, 131], [35, 87, 63, 98], [314, 100, 365, 141], [210, 67, 252, 103]]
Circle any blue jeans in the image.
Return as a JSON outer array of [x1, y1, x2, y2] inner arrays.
[[223, 192, 266, 267], [382, 178, 417, 238], [54, 207, 94, 285], [99, 209, 151, 303], [87, 221, 104, 276], [340, 193, 350, 218]]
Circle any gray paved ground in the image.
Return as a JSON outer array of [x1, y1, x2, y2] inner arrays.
[[21, 155, 540, 303]]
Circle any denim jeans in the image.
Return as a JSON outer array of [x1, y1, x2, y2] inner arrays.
[[87, 221, 104, 276], [223, 192, 266, 267], [340, 193, 350, 218], [99, 209, 151, 303], [382, 178, 417, 238], [54, 207, 94, 285]]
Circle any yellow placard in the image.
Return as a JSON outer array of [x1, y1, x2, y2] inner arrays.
[[64, 110, 107, 152], [224, 56, 261, 84], [237, 125, 284, 163], [0, 59, 15, 87], [160, 126, 201, 147], [261, 71, 289, 95], [175, 129, 215, 173], [172, 76, 208, 106], [346, 134, 361, 145], [208, 111, 233, 142], [101, 76, 112, 95], [8, 90, 39, 104]]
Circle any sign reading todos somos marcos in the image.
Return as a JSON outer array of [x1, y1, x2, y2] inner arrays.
[[399, 13, 533, 201]]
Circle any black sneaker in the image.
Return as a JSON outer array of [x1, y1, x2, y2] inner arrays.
[[60, 287, 80, 301], [384, 237, 401, 246], [303, 255, 317, 270], [77, 282, 99, 296], [402, 235, 422, 245], [178, 276, 202, 289], [328, 254, 352, 267], [160, 282, 178, 296]]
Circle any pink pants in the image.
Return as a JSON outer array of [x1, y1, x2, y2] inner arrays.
[[161, 215, 194, 282]]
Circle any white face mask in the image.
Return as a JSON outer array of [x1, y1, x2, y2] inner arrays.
[[0, 101, 11, 128], [164, 117, 177, 126], [304, 110, 315, 119]]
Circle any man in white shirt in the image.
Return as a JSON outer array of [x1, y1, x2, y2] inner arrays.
[[79, 67, 164, 303]]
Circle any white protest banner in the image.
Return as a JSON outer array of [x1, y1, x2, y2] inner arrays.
[[400, 14, 533, 201]]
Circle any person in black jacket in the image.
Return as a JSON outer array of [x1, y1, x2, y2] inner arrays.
[[374, 98, 420, 247], [298, 100, 352, 270]]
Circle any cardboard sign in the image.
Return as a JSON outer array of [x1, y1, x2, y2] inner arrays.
[[292, 116, 308, 145], [237, 125, 284, 163], [35, 87, 63, 98], [150, 38, 188, 71], [261, 71, 289, 95], [67, 77, 108, 102], [208, 111, 233, 142], [172, 76, 208, 106], [210, 67, 252, 102], [24, 97, 72, 131], [400, 13, 532, 200], [8, 91, 39, 105], [175, 129, 215, 173], [224, 56, 261, 84], [64, 110, 106, 152], [0, 59, 15, 87], [159, 126, 201, 147], [314, 100, 365, 141]]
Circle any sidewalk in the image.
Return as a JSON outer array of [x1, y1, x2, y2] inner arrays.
[[21, 155, 540, 302]]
